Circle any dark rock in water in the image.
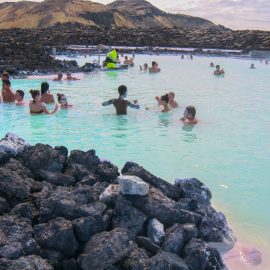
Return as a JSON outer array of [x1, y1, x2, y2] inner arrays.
[[20, 144, 66, 176], [0, 216, 39, 259], [0, 255, 53, 270], [38, 169, 76, 186], [73, 208, 111, 242], [33, 217, 78, 257], [136, 236, 160, 255], [122, 247, 149, 270], [38, 186, 98, 222], [147, 218, 165, 245], [40, 249, 64, 269], [0, 168, 31, 205], [122, 162, 181, 201], [78, 228, 133, 270], [0, 196, 9, 214], [10, 203, 33, 221], [125, 187, 201, 227], [96, 161, 119, 183], [162, 224, 185, 255], [175, 178, 212, 210], [198, 207, 236, 252], [184, 238, 224, 270], [148, 250, 189, 270], [113, 198, 146, 240]]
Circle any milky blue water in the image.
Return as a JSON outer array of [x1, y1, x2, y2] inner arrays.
[[1, 55, 269, 269]]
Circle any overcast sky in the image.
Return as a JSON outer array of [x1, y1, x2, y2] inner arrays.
[[1, 0, 269, 30]]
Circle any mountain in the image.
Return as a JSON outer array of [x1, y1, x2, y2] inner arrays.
[[0, 0, 226, 30]]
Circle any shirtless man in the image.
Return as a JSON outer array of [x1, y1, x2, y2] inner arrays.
[[53, 73, 63, 81], [65, 72, 79, 81], [2, 80, 15, 103], [102, 85, 140, 115], [149, 61, 161, 73], [181, 106, 198, 125]]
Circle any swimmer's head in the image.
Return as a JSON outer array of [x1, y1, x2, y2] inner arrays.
[[184, 106, 196, 120], [144, 63, 148, 68], [216, 65, 220, 70], [30, 89, 41, 102], [58, 72, 63, 79], [161, 94, 169, 105], [41, 82, 49, 94], [118, 85, 127, 98], [15, 90, 25, 102], [125, 56, 128, 60], [66, 72, 72, 79], [168, 92, 175, 102], [1, 72, 10, 81], [57, 93, 67, 105]]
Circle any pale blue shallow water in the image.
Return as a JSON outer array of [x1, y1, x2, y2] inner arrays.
[[1, 55, 270, 269]]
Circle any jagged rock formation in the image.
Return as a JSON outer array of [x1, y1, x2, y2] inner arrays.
[[0, 135, 236, 270]]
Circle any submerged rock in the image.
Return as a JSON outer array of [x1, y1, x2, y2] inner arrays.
[[199, 208, 236, 253], [184, 238, 225, 270]]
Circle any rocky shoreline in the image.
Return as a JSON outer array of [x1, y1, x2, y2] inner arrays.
[[0, 134, 236, 270], [0, 24, 270, 74]]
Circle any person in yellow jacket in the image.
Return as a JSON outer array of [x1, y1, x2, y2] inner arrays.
[[105, 48, 119, 69]]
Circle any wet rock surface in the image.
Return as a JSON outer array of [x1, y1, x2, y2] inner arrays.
[[0, 138, 234, 269]]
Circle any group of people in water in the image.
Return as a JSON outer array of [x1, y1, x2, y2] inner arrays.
[[4, 48, 267, 124], [102, 84, 198, 124], [0, 72, 72, 114]]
